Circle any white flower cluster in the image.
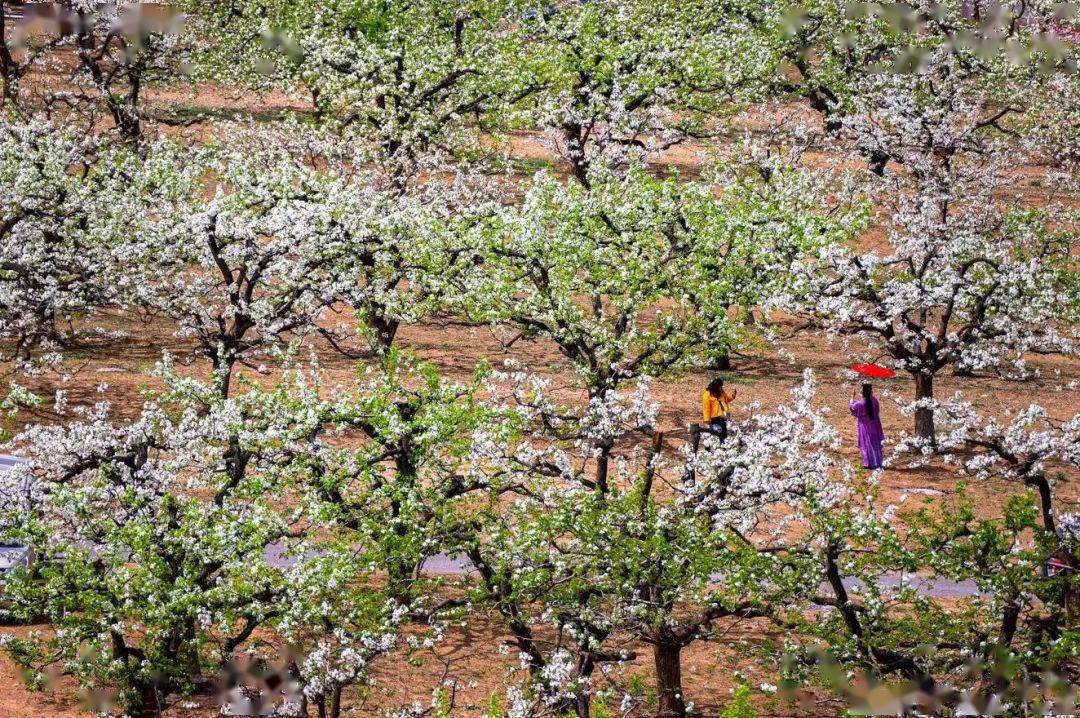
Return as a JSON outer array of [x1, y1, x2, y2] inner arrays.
[[1058, 513, 1080, 544], [786, 44, 1079, 439], [0, 122, 168, 364]]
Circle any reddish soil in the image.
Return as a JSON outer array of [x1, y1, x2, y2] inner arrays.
[[1, 310, 1075, 717], [0, 75, 1076, 718]]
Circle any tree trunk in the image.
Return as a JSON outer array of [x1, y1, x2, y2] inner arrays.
[[574, 653, 595, 718], [714, 354, 732, 371], [112, 631, 163, 718], [114, 100, 142, 141], [329, 685, 343, 718], [212, 351, 236, 398], [131, 684, 162, 718], [0, 3, 19, 104], [1026, 474, 1057, 537], [365, 311, 399, 352], [119, 61, 143, 140], [594, 442, 612, 496], [913, 372, 936, 445], [688, 423, 701, 453], [105, 73, 142, 140], [563, 122, 590, 188], [654, 640, 686, 718]]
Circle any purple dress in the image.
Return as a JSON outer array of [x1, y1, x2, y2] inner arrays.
[[850, 398, 885, 469]]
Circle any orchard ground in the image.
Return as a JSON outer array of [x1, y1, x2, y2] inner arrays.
[[1, 311, 1077, 718], [0, 78, 1077, 716]]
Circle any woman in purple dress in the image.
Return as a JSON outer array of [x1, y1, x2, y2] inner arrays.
[[850, 383, 885, 469]]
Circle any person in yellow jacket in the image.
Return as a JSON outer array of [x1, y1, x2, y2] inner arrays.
[[700, 377, 737, 444]]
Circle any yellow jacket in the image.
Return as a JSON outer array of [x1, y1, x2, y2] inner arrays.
[[702, 388, 735, 422]]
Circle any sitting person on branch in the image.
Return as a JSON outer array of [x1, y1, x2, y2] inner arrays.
[[693, 377, 737, 448]]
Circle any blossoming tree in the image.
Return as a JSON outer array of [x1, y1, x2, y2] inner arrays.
[[554, 373, 847, 718], [935, 398, 1080, 569], [464, 161, 855, 491], [0, 353, 501, 717], [0, 1, 192, 138], [0, 121, 183, 368], [124, 144, 350, 396], [0, 375, 300, 716], [790, 52, 1077, 443], [179, 0, 520, 352], [505, 0, 782, 184], [774, 0, 1079, 172]]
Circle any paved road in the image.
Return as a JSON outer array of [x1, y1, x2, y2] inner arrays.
[[263, 545, 477, 574], [263, 546, 984, 598], [1, 458, 984, 600], [866, 574, 983, 598]]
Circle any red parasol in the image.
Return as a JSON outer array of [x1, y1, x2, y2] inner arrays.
[[1048, 558, 1076, 573], [852, 363, 897, 379]]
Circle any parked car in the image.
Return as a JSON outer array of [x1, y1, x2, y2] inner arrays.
[[0, 455, 32, 577]]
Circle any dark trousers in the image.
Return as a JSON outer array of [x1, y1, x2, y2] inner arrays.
[[690, 417, 727, 452], [706, 417, 728, 442]]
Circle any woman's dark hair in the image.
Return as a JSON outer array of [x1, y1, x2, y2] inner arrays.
[[862, 383, 876, 421], [707, 377, 725, 396]]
